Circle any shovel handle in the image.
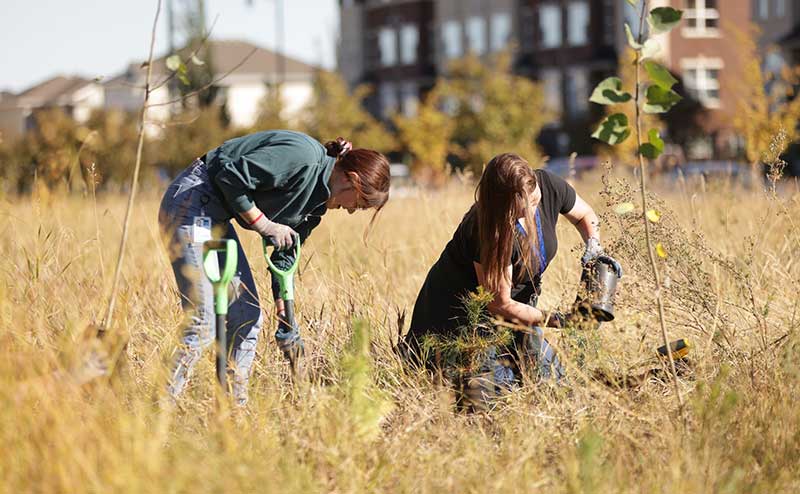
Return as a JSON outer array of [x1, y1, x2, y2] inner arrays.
[[263, 239, 300, 301], [203, 239, 238, 315]]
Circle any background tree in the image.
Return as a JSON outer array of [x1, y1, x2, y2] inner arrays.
[[246, 83, 289, 132], [392, 88, 454, 186], [301, 71, 394, 153], [436, 51, 552, 173], [152, 107, 236, 176], [731, 24, 800, 177]]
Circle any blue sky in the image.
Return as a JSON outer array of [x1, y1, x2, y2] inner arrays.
[[0, 0, 339, 93]]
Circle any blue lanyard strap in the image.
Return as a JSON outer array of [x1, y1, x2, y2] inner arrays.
[[515, 208, 547, 276]]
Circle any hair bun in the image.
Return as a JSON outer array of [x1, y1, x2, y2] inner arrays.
[[325, 137, 353, 158]]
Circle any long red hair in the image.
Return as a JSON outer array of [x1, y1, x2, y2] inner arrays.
[[325, 138, 390, 236], [476, 153, 539, 293]]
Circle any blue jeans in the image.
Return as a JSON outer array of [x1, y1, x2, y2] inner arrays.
[[158, 159, 263, 404]]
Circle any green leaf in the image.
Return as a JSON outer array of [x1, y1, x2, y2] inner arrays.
[[613, 202, 635, 215], [642, 39, 661, 59], [647, 7, 683, 35], [643, 60, 678, 90], [178, 72, 191, 86], [165, 54, 182, 72], [643, 85, 682, 113], [592, 113, 631, 145], [190, 54, 205, 66], [625, 23, 642, 49], [640, 128, 665, 159], [626, 0, 639, 6], [589, 77, 632, 105]]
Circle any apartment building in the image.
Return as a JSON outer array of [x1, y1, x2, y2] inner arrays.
[[339, 0, 793, 160], [339, 0, 437, 119], [517, 0, 622, 154], [753, 0, 800, 66], [339, 0, 625, 154]]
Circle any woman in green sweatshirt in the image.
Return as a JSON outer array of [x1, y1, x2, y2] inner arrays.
[[158, 130, 390, 404]]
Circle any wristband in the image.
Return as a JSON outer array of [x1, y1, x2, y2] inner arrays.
[[248, 212, 265, 226]]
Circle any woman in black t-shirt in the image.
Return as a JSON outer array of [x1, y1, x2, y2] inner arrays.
[[404, 153, 611, 392]]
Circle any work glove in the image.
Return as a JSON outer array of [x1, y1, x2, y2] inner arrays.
[[581, 237, 604, 266], [275, 316, 305, 379], [247, 215, 298, 251], [581, 239, 624, 278]]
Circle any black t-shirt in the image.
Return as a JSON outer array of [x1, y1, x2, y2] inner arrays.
[[407, 169, 576, 339]]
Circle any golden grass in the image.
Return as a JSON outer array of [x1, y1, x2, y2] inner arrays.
[[1, 171, 799, 493]]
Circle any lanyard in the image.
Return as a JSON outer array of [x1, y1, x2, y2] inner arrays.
[[515, 208, 547, 276]]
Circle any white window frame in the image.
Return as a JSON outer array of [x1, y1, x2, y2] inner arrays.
[[399, 24, 419, 65], [490, 12, 512, 52], [567, 1, 590, 46], [378, 27, 397, 67], [757, 0, 770, 19], [541, 68, 563, 116], [466, 16, 487, 55], [540, 4, 563, 49], [681, 57, 723, 109], [399, 81, 418, 117], [565, 67, 589, 117], [442, 20, 463, 60], [379, 81, 399, 117], [682, 0, 721, 38], [776, 0, 785, 17]]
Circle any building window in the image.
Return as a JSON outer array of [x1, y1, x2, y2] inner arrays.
[[565, 67, 589, 117], [466, 16, 487, 55], [490, 12, 512, 52], [379, 81, 398, 117], [757, 0, 769, 19], [540, 4, 563, 49], [400, 24, 419, 65], [567, 2, 589, 46], [399, 81, 418, 117], [541, 68, 563, 115], [378, 27, 397, 67], [684, 0, 720, 37], [776, 0, 785, 17], [442, 20, 463, 60], [682, 57, 723, 108]]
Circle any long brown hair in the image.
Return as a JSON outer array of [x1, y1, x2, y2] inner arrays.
[[476, 153, 539, 293]]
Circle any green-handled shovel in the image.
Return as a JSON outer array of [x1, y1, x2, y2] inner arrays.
[[202, 239, 238, 389], [263, 238, 304, 377]]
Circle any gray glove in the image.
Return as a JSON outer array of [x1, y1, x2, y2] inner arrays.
[[581, 237, 604, 266], [248, 215, 298, 251]]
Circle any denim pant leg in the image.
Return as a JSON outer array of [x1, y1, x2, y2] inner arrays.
[[165, 227, 216, 398], [159, 159, 232, 399], [522, 327, 565, 382], [222, 223, 263, 405]]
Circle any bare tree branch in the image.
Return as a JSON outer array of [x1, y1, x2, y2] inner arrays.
[[100, 0, 162, 333], [146, 46, 258, 109]]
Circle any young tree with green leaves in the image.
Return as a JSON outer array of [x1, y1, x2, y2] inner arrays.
[[302, 71, 394, 154], [730, 24, 800, 181], [436, 52, 552, 174], [590, 1, 685, 412], [393, 88, 455, 186]]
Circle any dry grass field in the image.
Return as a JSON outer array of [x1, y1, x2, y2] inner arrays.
[[1, 169, 799, 493]]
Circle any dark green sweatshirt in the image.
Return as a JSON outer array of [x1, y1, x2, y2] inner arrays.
[[204, 130, 335, 297]]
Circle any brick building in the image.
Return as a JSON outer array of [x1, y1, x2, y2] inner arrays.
[[339, 0, 624, 155], [339, 0, 795, 160]]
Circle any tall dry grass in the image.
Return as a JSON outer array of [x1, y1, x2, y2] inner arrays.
[[1, 170, 799, 493]]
